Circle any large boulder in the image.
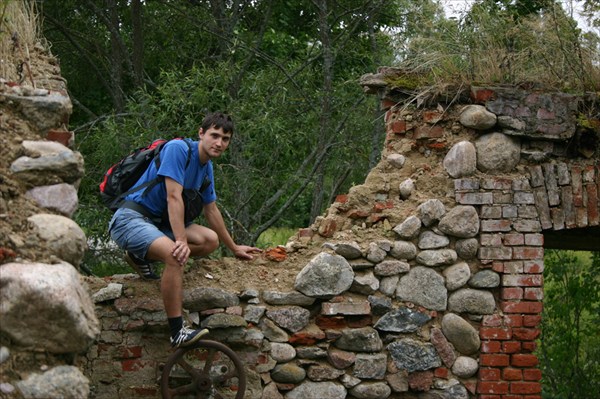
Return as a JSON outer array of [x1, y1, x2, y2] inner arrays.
[[0, 262, 99, 353]]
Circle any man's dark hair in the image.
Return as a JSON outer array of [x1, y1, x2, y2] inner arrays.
[[202, 112, 234, 134]]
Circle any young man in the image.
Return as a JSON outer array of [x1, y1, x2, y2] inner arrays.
[[109, 112, 261, 348]]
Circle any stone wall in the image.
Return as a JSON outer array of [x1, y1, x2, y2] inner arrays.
[[79, 70, 599, 399], [0, 35, 97, 399], [1, 20, 599, 398]]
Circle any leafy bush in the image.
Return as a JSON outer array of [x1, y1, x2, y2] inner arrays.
[[538, 250, 600, 399]]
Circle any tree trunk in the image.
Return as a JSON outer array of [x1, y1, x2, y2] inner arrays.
[[310, 0, 334, 223], [108, 0, 125, 111], [131, 0, 144, 87], [368, 18, 385, 170]]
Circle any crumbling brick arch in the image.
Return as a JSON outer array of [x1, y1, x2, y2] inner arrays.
[[362, 69, 599, 398]]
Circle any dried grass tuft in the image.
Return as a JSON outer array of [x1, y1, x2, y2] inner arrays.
[[0, 0, 40, 84], [392, 4, 600, 94]]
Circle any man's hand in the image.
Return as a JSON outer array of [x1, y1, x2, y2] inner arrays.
[[233, 245, 262, 260], [172, 240, 191, 265]]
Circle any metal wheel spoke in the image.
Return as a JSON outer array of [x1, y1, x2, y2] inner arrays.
[[202, 347, 218, 374], [177, 357, 202, 379]]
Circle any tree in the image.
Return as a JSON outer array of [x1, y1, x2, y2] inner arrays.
[[538, 250, 600, 399], [45, 0, 407, 262]]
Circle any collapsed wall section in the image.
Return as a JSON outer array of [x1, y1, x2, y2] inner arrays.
[[82, 69, 598, 399]]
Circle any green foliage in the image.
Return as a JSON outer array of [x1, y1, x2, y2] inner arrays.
[[256, 227, 298, 248], [538, 250, 600, 399]]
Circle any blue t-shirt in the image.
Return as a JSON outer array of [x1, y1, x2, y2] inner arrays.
[[125, 138, 216, 216]]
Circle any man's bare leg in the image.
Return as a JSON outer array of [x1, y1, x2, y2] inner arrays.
[[146, 236, 207, 347], [185, 224, 219, 257]]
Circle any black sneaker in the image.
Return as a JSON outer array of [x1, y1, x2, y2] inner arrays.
[[125, 251, 160, 280], [170, 326, 209, 348]]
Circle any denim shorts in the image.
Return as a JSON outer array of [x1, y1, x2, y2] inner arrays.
[[109, 207, 176, 261]]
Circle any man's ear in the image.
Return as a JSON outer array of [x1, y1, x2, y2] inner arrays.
[[198, 128, 204, 138]]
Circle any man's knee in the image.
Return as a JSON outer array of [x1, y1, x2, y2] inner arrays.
[[188, 226, 219, 255], [204, 229, 219, 253]]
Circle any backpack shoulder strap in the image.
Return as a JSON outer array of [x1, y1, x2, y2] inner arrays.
[[115, 138, 195, 209]]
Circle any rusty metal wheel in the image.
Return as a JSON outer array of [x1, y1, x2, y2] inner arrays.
[[161, 340, 246, 399]]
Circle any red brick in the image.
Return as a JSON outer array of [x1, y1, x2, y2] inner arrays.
[[502, 287, 524, 300], [482, 315, 503, 327], [346, 315, 373, 328], [423, 110, 443, 123], [315, 315, 346, 329], [346, 209, 369, 219], [503, 274, 543, 287], [572, 166, 584, 206], [414, 125, 444, 139], [523, 368, 542, 381], [390, 120, 407, 134], [479, 367, 501, 380], [479, 396, 502, 399], [501, 301, 543, 314], [505, 315, 524, 327], [408, 370, 434, 391], [464, 379, 478, 395], [318, 218, 337, 237], [510, 382, 542, 394], [503, 233, 524, 246], [523, 315, 542, 327], [587, 183, 599, 225], [46, 129, 74, 147], [504, 261, 524, 273], [480, 354, 510, 367], [121, 359, 153, 372], [524, 288, 544, 300], [120, 346, 143, 359], [481, 220, 513, 232], [503, 396, 524, 399], [297, 228, 313, 238], [368, 214, 386, 224], [434, 367, 448, 378], [502, 341, 522, 353], [576, 207, 589, 228], [513, 328, 540, 341], [583, 164, 596, 182], [522, 341, 538, 352], [478, 381, 509, 394], [381, 98, 398, 110], [512, 354, 539, 367], [289, 329, 326, 345], [471, 87, 497, 103], [335, 194, 348, 203], [481, 340, 502, 353], [524, 234, 544, 246], [503, 368, 523, 380], [492, 261, 504, 272], [512, 247, 544, 260], [373, 201, 394, 212], [480, 327, 512, 340], [523, 260, 544, 273]]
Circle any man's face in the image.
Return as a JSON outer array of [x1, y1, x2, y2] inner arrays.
[[198, 126, 232, 161]]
